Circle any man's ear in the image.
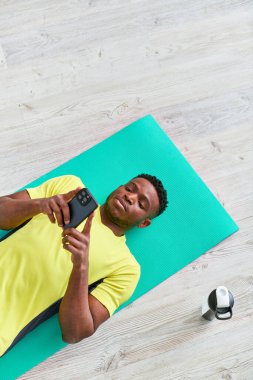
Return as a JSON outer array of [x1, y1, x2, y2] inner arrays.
[[137, 218, 151, 228]]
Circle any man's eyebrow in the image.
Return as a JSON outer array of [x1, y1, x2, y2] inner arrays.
[[128, 181, 151, 210]]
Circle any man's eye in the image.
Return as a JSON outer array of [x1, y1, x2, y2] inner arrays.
[[139, 202, 144, 209], [125, 186, 131, 191]]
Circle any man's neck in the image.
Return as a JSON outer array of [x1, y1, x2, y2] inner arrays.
[[99, 204, 125, 237]]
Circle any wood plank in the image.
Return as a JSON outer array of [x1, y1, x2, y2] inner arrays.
[[0, 0, 252, 378]]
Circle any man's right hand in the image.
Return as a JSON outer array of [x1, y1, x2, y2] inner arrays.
[[39, 187, 82, 227]]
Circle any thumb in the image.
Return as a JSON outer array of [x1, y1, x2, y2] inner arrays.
[[82, 212, 95, 235], [63, 187, 82, 202]]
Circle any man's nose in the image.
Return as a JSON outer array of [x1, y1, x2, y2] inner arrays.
[[124, 192, 137, 205]]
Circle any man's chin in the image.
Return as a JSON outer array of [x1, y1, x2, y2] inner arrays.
[[105, 198, 127, 224], [105, 199, 119, 217]]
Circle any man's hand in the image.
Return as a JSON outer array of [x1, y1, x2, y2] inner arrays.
[[61, 212, 95, 269], [39, 187, 82, 227]]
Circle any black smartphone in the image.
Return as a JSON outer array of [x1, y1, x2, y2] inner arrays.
[[63, 188, 98, 229]]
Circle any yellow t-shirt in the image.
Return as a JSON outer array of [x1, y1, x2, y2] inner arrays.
[[0, 175, 140, 357]]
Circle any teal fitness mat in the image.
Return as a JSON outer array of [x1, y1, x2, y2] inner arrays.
[[0, 114, 238, 379]]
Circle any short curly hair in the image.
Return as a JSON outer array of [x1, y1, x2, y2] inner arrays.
[[134, 173, 168, 217]]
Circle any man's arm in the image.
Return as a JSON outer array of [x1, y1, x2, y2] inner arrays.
[[58, 217, 110, 343], [0, 186, 81, 230], [59, 264, 110, 343], [0, 190, 41, 230]]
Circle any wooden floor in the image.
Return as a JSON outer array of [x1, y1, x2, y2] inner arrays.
[[1, 1, 253, 378]]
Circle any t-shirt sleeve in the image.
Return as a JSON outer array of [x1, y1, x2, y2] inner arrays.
[[26, 175, 85, 199], [90, 262, 141, 317]]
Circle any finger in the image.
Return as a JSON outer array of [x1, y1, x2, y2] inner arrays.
[[57, 199, 70, 225], [63, 187, 82, 202], [46, 207, 56, 224], [62, 244, 83, 268], [62, 228, 84, 240], [50, 202, 64, 227], [82, 212, 95, 235], [62, 235, 83, 249], [63, 242, 79, 256]]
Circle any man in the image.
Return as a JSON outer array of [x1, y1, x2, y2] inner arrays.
[[0, 173, 168, 356]]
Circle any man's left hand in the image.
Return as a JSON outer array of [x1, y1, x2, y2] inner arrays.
[[61, 212, 95, 269]]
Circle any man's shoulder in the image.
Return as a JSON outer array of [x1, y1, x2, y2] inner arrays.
[[51, 174, 85, 190], [55, 174, 84, 185], [130, 256, 141, 277], [119, 245, 141, 278]]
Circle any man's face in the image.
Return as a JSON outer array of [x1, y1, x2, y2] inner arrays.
[[104, 177, 160, 229]]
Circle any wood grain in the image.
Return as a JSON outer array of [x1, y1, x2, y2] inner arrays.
[[0, 0, 252, 378]]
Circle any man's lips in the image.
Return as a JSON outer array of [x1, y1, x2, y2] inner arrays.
[[115, 197, 127, 211]]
